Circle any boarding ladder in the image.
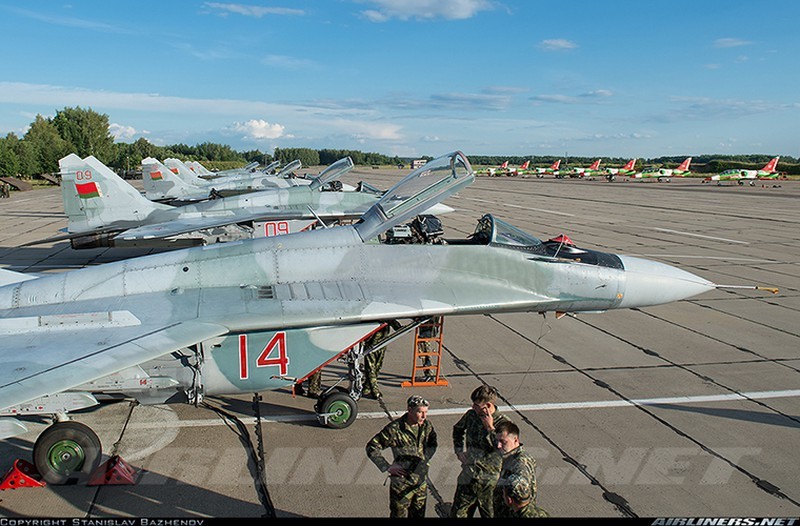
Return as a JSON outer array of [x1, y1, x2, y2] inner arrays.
[[401, 317, 448, 387]]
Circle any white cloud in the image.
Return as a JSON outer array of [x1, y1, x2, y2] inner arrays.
[[581, 89, 612, 98], [203, 3, 305, 18], [357, 0, 494, 22], [109, 123, 138, 141], [714, 38, 753, 48], [531, 90, 611, 104], [331, 119, 403, 141], [385, 91, 511, 111], [539, 39, 578, 51], [4, 6, 126, 33], [0, 82, 315, 117], [261, 54, 318, 70], [231, 119, 286, 140]]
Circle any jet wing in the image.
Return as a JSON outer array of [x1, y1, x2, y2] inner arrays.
[[115, 209, 313, 241], [0, 314, 228, 412], [0, 268, 38, 287]]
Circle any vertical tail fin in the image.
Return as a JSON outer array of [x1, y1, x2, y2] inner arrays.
[[676, 157, 692, 172], [142, 157, 205, 201], [622, 159, 636, 171], [164, 158, 209, 185], [551, 159, 561, 170], [59, 155, 165, 233], [588, 159, 601, 170], [186, 161, 214, 176], [520, 160, 530, 170], [762, 156, 780, 173]]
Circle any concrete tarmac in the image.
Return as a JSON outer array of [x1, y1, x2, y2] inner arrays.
[[0, 170, 798, 518]]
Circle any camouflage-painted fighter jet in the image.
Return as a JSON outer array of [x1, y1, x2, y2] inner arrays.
[[142, 157, 328, 204], [47, 154, 451, 249], [143, 157, 311, 202], [0, 151, 773, 485]]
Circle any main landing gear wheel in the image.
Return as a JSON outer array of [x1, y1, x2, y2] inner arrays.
[[33, 421, 102, 485], [315, 391, 358, 429]]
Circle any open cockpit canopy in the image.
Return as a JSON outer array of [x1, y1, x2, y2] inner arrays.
[[354, 151, 473, 242]]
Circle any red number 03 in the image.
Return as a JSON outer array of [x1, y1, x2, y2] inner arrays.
[[238, 332, 289, 380]]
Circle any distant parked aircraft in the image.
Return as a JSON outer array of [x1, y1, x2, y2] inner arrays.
[[631, 157, 692, 182], [703, 157, 780, 185]]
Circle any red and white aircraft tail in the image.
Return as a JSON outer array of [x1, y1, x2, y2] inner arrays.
[[761, 156, 780, 173]]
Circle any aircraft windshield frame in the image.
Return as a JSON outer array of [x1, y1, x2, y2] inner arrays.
[[354, 151, 473, 242], [313, 157, 355, 187], [477, 214, 543, 248], [357, 181, 383, 195], [379, 152, 471, 220], [263, 160, 281, 173], [277, 159, 302, 178]]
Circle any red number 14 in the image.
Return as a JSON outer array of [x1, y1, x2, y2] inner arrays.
[[238, 332, 289, 379]]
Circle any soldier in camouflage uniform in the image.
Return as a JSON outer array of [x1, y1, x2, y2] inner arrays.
[[493, 420, 548, 518], [366, 394, 438, 518], [362, 324, 391, 399], [450, 384, 509, 518], [499, 474, 550, 518]]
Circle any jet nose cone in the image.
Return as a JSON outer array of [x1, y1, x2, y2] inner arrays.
[[617, 256, 715, 308]]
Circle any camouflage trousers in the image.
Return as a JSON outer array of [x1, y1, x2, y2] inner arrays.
[[450, 468, 497, 518], [307, 370, 321, 396], [363, 348, 385, 395], [496, 501, 550, 518], [389, 474, 427, 518]]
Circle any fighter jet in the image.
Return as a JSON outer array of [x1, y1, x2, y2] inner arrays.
[[703, 157, 780, 186], [604, 158, 638, 181], [530, 159, 562, 178], [562, 159, 602, 179], [0, 151, 775, 485], [143, 157, 310, 202], [631, 157, 692, 182], [44, 154, 454, 249], [185, 159, 258, 179]]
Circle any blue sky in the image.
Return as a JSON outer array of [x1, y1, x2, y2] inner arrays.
[[1, 0, 798, 159]]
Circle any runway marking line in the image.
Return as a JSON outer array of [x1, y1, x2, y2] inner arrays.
[[117, 389, 800, 428], [652, 228, 748, 244]]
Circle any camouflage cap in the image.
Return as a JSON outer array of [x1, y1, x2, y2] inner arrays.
[[406, 394, 429, 408], [506, 474, 532, 502]]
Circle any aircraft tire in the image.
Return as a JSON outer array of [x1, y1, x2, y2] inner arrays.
[[33, 421, 102, 485], [316, 392, 358, 429]]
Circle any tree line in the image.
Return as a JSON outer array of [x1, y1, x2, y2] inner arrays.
[[0, 106, 796, 177]]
